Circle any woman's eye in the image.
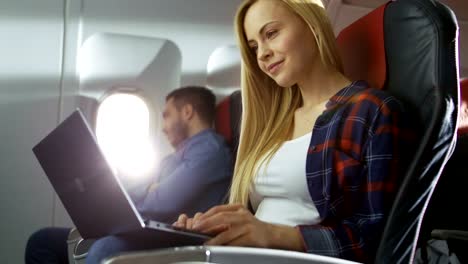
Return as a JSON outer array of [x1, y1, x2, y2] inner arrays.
[[266, 30, 277, 39], [250, 46, 258, 54]]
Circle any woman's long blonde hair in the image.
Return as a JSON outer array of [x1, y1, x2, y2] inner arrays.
[[229, 0, 345, 205]]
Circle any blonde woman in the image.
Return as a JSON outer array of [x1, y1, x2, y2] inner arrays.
[[175, 0, 415, 262]]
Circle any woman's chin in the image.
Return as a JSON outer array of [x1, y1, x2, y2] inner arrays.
[[269, 73, 295, 88], [273, 79, 294, 89]]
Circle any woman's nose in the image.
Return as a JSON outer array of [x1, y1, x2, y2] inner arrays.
[[257, 44, 272, 61]]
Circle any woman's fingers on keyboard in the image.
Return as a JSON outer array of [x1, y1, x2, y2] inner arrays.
[[173, 212, 205, 229], [173, 214, 188, 228], [192, 212, 204, 228]]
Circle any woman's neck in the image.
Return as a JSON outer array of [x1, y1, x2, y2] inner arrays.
[[296, 66, 351, 110]]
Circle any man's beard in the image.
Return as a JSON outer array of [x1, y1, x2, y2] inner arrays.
[[171, 120, 189, 149]]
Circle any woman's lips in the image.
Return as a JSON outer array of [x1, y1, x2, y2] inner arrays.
[[267, 60, 284, 74]]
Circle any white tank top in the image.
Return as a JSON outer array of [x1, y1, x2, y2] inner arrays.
[[250, 132, 321, 226]]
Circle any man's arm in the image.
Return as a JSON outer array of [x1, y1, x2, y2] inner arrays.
[[121, 155, 171, 205], [137, 140, 232, 221]]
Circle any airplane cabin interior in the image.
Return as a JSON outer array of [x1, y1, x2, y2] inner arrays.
[[0, 0, 467, 263]]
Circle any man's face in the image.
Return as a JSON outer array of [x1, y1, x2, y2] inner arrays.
[[162, 98, 189, 148]]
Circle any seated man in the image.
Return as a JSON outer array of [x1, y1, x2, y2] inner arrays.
[[25, 86, 233, 264]]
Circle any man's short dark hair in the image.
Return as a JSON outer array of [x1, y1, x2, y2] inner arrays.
[[166, 86, 216, 125]]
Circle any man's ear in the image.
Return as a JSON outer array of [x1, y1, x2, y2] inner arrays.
[[182, 104, 194, 121]]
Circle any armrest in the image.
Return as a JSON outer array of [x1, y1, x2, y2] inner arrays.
[[68, 227, 82, 241], [103, 246, 361, 264], [66, 227, 96, 264], [431, 229, 468, 241], [67, 228, 82, 264]]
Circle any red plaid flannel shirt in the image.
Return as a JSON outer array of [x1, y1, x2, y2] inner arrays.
[[297, 81, 416, 263]]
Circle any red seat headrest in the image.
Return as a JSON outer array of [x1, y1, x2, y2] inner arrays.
[[215, 97, 232, 146], [336, 3, 388, 90]]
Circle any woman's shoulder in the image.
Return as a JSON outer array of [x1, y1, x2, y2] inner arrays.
[[347, 82, 405, 113]]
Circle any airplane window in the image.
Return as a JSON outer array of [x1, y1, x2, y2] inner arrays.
[[96, 93, 156, 179]]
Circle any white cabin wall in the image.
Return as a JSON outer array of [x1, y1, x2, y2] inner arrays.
[[0, 0, 65, 262], [79, 0, 243, 87]]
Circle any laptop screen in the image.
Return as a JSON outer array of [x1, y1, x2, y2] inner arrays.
[[32, 109, 144, 239]]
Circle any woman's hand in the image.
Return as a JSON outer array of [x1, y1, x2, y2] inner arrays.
[[173, 212, 205, 230], [173, 209, 235, 236], [174, 204, 305, 251], [194, 204, 275, 247]]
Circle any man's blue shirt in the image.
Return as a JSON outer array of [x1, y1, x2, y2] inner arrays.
[[127, 129, 232, 222]]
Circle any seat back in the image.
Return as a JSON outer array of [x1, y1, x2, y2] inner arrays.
[[337, 0, 459, 263], [215, 90, 242, 158], [213, 91, 242, 204], [419, 79, 468, 252], [208, 45, 243, 162]]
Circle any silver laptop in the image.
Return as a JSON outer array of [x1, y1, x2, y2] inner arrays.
[[32, 109, 211, 243]]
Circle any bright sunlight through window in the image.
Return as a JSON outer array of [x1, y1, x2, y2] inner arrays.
[[96, 93, 156, 179]]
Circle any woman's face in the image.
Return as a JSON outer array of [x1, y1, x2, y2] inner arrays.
[[243, 0, 319, 88]]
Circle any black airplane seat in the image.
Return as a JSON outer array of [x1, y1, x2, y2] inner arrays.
[[336, 0, 460, 262]]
